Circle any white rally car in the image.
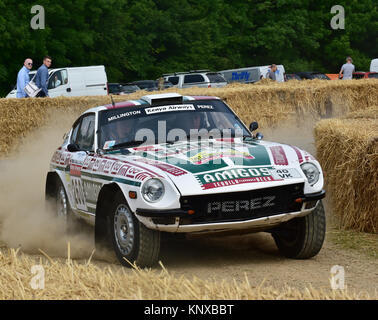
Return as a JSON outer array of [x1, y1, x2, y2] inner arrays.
[[46, 93, 326, 267]]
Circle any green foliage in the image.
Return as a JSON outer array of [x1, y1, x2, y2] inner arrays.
[[0, 0, 376, 95]]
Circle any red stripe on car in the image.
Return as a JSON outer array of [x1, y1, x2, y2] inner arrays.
[[290, 146, 304, 163], [270, 146, 288, 166], [105, 101, 137, 109]]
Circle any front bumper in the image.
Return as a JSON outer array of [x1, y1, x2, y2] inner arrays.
[[136, 190, 325, 234]]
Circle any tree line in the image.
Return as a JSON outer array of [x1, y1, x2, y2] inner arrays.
[[0, 0, 376, 95]]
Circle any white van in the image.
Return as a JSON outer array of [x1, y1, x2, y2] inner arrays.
[[370, 59, 378, 72], [6, 65, 108, 98]]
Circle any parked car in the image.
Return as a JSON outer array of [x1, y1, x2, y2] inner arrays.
[[46, 93, 326, 267], [118, 85, 141, 95], [163, 70, 227, 88], [352, 72, 378, 79], [127, 80, 158, 91], [294, 72, 330, 80], [6, 65, 108, 98], [108, 83, 127, 95], [285, 74, 302, 81]]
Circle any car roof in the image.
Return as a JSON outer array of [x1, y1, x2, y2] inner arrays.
[[163, 70, 211, 76], [82, 93, 220, 115]]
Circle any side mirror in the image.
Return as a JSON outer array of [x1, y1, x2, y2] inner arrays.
[[256, 132, 264, 140], [249, 121, 258, 132], [67, 143, 80, 152]]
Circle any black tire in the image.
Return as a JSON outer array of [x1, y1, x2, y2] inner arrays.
[[48, 179, 76, 234], [272, 200, 326, 259], [108, 191, 160, 268]]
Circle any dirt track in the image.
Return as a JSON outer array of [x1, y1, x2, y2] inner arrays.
[[0, 114, 376, 296], [158, 217, 377, 294]]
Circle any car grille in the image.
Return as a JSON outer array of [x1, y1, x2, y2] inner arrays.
[[180, 183, 304, 224]]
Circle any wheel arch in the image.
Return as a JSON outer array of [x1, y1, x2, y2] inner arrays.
[[95, 182, 124, 245]]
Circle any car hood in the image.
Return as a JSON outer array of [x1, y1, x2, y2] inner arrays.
[[108, 139, 315, 196]]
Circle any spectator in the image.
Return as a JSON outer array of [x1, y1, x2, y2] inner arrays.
[[339, 57, 355, 80], [157, 77, 164, 91], [53, 75, 61, 88], [16, 58, 33, 98], [266, 64, 279, 81], [35, 56, 52, 97]]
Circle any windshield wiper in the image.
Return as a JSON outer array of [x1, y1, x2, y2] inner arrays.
[[108, 140, 145, 151]]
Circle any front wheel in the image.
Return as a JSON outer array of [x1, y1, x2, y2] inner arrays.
[[109, 191, 160, 267], [272, 200, 326, 259]]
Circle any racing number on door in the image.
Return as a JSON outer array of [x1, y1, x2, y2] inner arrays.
[[71, 177, 87, 211]]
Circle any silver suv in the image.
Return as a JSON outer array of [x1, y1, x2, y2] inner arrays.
[[163, 70, 227, 89]]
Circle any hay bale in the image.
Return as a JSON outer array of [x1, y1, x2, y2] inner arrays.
[[315, 112, 378, 233]]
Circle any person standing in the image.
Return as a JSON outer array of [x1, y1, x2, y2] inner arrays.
[[16, 58, 33, 98], [339, 57, 355, 80], [266, 64, 279, 81], [157, 77, 164, 90], [35, 55, 52, 97]]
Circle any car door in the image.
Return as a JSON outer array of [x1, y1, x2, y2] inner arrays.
[[48, 69, 69, 97], [83, 66, 108, 96], [68, 113, 96, 213], [167, 76, 179, 88]]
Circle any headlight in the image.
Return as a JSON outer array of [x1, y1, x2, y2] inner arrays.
[[300, 163, 320, 186], [141, 178, 165, 203]]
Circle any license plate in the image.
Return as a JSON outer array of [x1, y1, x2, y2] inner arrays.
[[270, 168, 302, 180]]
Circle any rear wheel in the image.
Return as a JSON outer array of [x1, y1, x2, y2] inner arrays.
[[272, 200, 326, 259], [109, 191, 160, 267]]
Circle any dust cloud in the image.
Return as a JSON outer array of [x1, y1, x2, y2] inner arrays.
[[261, 118, 318, 155], [0, 109, 103, 260]]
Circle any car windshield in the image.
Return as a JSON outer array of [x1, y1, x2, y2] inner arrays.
[[368, 73, 378, 78], [98, 99, 251, 150]]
